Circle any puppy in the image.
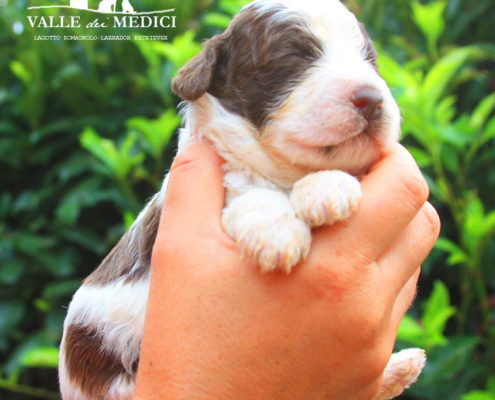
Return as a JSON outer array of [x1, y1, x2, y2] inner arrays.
[[59, 0, 426, 399]]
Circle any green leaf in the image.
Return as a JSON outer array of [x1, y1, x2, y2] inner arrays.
[[37, 249, 77, 278], [441, 144, 461, 175], [20, 347, 59, 369], [421, 174, 441, 202], [470, 92, 495, 131], [55, 177, 107, 225], [480, 115, 495, 146], [0, 259, 25, 284], [80, 127, 120, 177], [420, 335, 480, 383], [435, 95, 457, 125], [463, 194, 487, 252], [13, 190, 41, 214], [9, 61, 33, 85], [479, 210, 495, 238], [422, 280, 456, 336], [61, 227, 107, 255], [434, 237, 469, 266], [421, 46, 485, 118], [462, 391, 495, 400], [80, 128, 146, 183], [0, 122, 23, 135], [0, 302, 26, 336], [377, 53, 419, 98], [156, 31, 202, 74], [126, 109, 180, 158], [33, 298, 52, 313], [411, 1, 447, 52], [203, 12, 232, 29], [397, 315, 424, 346], [5, 332, 56, 376], [42, 280, 81, 299], [13, 233, 56, 257], [488, 377, 495, 394], [407, 146, 432, 168], [219, 0, 251, 15], [124, 210, 136, 230]]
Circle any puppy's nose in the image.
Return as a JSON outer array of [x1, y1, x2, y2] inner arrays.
[[351, 87, 384, 122]]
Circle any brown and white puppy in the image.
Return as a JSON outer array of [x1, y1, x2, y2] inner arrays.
[[59, 1, 426, 399]]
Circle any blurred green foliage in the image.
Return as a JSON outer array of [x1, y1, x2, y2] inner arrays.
[[0, 0, 494, 398]]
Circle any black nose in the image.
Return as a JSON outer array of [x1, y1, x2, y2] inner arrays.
[[351, 87, 384, 122]]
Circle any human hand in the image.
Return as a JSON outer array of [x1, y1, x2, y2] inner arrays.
[[133, 138, 440, 400]]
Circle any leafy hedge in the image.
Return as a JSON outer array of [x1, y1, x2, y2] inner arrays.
[[1, 0, 494, 399]]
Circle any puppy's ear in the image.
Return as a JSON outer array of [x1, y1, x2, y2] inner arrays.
[[171, 36, 223, 101]]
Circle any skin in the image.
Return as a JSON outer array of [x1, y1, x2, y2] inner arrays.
[[133, 138, 440, 400]]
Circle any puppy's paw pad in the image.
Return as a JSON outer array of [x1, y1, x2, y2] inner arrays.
[[373, 348, 426, 400], [290, 170, 362, 228]]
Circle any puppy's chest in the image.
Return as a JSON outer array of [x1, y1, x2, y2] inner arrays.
[[222, 168, 287, 204]]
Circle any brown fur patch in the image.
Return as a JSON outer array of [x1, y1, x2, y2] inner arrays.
[[173, 4, 324, 129], [171, 38, 221, 102], [84, 194, 161, 286], [64, 325, 137, 398]]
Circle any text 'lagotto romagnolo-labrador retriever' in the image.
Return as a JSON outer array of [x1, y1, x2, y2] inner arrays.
[[59, 1, 426, 399]]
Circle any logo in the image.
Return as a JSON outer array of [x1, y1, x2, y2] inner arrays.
[[27, 1, 177, 32]]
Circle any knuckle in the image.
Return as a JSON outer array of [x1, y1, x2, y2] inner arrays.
[[421, 202, 441, 240], [353, 305, 385, 344], [339, 287, 387, 346], [397, 169, 429, 211], [305, 263, 357, 301]]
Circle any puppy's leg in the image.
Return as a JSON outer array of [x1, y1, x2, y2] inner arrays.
[[373, 349, 426, 400], [222, 188, 311, 273], [290, 170, 362, 228]]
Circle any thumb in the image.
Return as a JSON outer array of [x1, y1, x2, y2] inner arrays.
[[160, 136, 225, 233]]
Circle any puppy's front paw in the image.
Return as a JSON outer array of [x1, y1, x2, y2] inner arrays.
[[290, 170, 362, 228], [222, 189, 311, 273], [373, 348, 426, 400]]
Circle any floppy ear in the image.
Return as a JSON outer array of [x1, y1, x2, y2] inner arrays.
[[171, 36, 222, 101]]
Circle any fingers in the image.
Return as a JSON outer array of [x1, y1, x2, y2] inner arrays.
[[160, 136, 225, 233], [313, 144, 430, 266], [376, 202, 440, 296], [389, 267, 421, 335]]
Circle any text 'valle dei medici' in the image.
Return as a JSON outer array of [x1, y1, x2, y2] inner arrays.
[[27, 15, 176, 29]]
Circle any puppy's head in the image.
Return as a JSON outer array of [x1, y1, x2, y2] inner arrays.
[[172, 0, 400, 176]]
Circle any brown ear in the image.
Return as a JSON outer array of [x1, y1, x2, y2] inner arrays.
[[171, 37, 222, 101]]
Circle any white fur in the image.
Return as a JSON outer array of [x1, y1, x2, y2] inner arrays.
[[222, 188, 311, 273], [107, 375, 135, 400], [58, 350, 84, 400], [373, 349, 427, 400], [290, 170, 362, 227], [59, 365, 134, 400], [62, 278, 149, 374]]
